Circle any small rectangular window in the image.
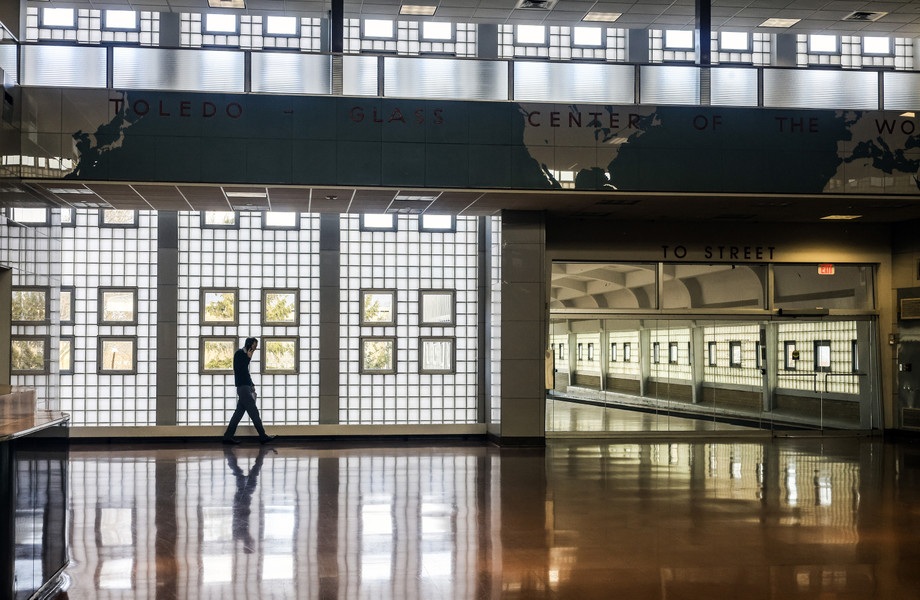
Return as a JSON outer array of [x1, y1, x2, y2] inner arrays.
[[421, 21, 454, 41], [60, 208, 75, 226], [201, 211, 238, 229], [361, 213, 397, 231], [720, 31, 749, 51], [516, 24, 548, 46], [665, 30, 694, 50], [360, 337, 396, 374], [420, 337, 454, 374], [205, 13, 238, 34], [755, 341, 762, 369], [814, 340, 832, 372], [261, 337, 299, 374], [200, 338, 236, 373], [862, 36, 892, 55], [104, 10, 139, 31], [12, 287, 49, 323], [60, 337, 74, 374], [11, 337, 50, 374], [10, 208, 50, 225], [42, 7, 76, 28], [653, 342, 660, 364], [851, 340, 859, 373], [363, 19, 395, 39], [668, 342, 679, 364], [708, 341, 717, 367], [419, 214, 455, 232], [809, 34, 838, 54], [420, 290, 455, 325], [262, 211, 298, 230], [99, 288, 138, 325], [266, 15, 298, 36], [624, 343, 631, 362], [587, 343, 594, 361], [558, 343, 565, 358], [729, 341, 742, 368], [572, 27, 604, 48], [262, 289, 299, 326], [610, 343, 617, 362], [577, 343, 584, 360], [201, 289, 238, 325], [61, 287, 75, 324], [101, 209, 138, 227], [784, 341, 797, 371], [361, 290, 396, 325], [98, 337, 137, 374]]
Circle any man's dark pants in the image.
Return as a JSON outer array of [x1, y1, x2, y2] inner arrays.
[[224, 385, 268, 439]]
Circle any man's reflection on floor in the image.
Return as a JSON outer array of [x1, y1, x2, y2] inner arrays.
[[224, 445, 274, 554]]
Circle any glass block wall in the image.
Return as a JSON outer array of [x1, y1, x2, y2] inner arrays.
[[574, 333, 601, 374], [649, 328, 692, 380], [797, 35, 913, 70], [26, 7, 159, 45], [498, 25, 626, 60], [712, 33, 772, 66], [489, 217, 501, 425], [344, 19, 477, 56], [3, 209, 61, 409], [703, 324, 761, 387], [550, 333, 568, 372], [339, 215, 478, 425], [608, 331, 639, 378], [177, 212, 320, 426], [179, 13, 323, 51], [776, 321, 859, 394], [59, 209, 158, 426]]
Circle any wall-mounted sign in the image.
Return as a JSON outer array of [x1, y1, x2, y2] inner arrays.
[[818, 264, 835, 275]]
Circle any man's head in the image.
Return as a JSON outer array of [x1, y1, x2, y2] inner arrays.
[[244, 337, 259, 354]]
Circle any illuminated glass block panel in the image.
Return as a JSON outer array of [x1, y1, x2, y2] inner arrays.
[[11, 337, 48, 373], [200, 337, 235, 373], [12, 288, 48, 322], [262, 289, 299, 326], [101, 209, 137, 226], [420, 290, 454, 325], [201, 289, 238, 324], [98, 338, 137, 374], [361, 338, 395, 374], [361, 290, 396, 325], [262, 338, 298, 373], [99, 288, 137, 324], [420, 338, 454, 374]]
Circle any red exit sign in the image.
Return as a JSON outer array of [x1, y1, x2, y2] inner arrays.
[[818, 264, 835, 275]]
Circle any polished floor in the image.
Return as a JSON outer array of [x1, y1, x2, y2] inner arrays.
[[53, 436, 920, 600], [546, 397, 756, 434]]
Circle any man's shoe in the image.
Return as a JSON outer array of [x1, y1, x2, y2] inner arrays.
[[222, 437, 242, 444], [259, 435, 277, 444]]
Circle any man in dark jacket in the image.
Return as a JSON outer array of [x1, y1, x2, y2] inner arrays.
[[223, 337, 275, 444]]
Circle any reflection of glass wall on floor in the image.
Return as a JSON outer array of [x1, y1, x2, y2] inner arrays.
[[548, 261, 879, 434]]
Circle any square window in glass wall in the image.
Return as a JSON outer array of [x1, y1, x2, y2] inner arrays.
[[361, 213, 397, 231], [551, 262, 658, 310], [420, 337, 454, 374], [262, 289, 299, 326], [420, 214, 455, 232], [708, 341, 717, 366], [200, 337, 236, 373], [61, 286, 74, 324], [653, 342, 660, 363], [814, 340, 832, 372], [610, 343, 617, 362], [730, 341, 742, 367], [662, 263, 766, 310], [262, 211, 299, 230], [261, 338, 298, 374], [420, 290, 454, 325], [98, 337, 137, 374], [60, 337, 74, 374], [668, 341, 678, 364], [784, 341, 797, 371], [11, 337, 49, 374], [12, 287, 48, 323], [99, 288, 138, 325], [624, 342, 631, 362], [101, 209, 138, 227], [577, 343, 583, 360], [588, 343, 595, 361], [201, 289, 238, 325], [361, 290, 395, 325], [361, 337, 396, 374], [773, 264, 874, 310], [852, 340, 859, 373], [60, 208, 75, 226], [10, 207, 50, 225], [201, 211, 238, 228]]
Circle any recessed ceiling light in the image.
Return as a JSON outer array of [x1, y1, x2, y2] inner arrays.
[[208, 0, 245, 8], [821, 214, 862, 220], [400, 4, 437, 16], [759, 18, 800, 28], [226, 191, 267, 198], [583, 12, 621, 23]]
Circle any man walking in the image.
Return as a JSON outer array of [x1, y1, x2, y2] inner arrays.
[[223, 337, 276, 444]]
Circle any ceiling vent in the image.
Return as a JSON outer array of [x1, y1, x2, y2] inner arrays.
[[843, 11, 887, 22], [515, 0, 558, 10]]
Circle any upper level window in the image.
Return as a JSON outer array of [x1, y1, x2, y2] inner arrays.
[[664, 30, 694, 50], [809, 34, 838, 54], [420, 214, 455, 232], [104, 10, 139, 31], [202, 211, 238, 228], [363, 19, 395, 39], [262, 211, 298, 230], [361, 213, 396, 231], [720, 31, 749, 51], [10, 208, 50, 225], [101, 209, 137, 227], [205, 14, 238, 34], [42, 8, 75, 28], [516, 25, 547, 46], [421, 22, 453, 41], [572, 27, 604, 48], [266, 16, 298, 36], [814, 340, 832, 372], [863, 36, 892, 55]]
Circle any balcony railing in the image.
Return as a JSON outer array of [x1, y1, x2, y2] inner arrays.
[[4, 43, 920, 111]]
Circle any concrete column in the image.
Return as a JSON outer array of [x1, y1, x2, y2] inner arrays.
[[478, 24, 499, 59], [330, 0, 344, 53], [155, 212, 178, 426], [159, 13, 180, 48], [639, 326, 651, 397], [763, 323, 778, 412], [774, 33, 797, 67], [691, 325, 704, 403], [498, 211, 546, 444], [318, 214, 340, 424], [0, 267, 10, 387], [628, 29, 649, 64], [695, 0, 711, 66]]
